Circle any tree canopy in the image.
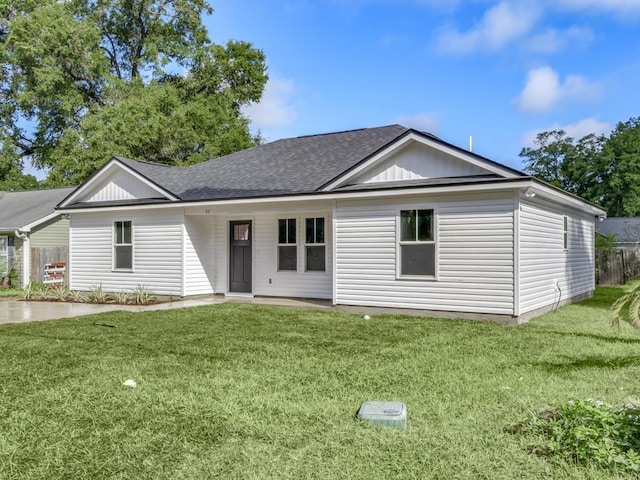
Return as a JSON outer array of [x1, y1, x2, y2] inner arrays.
[[0, 0, 267, 188], [519, 117, 640, 217]]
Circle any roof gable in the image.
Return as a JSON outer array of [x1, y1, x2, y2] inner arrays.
[[322, 131, 524, 191], [60, 159, 177, 207]]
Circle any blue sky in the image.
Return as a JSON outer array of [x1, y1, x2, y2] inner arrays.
[[204, 0, 640, 171]]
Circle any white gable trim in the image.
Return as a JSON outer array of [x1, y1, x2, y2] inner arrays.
[[321, 132, 521, 191], [59, 158, 179, 208]]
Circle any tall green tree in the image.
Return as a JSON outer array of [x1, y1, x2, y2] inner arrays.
[[0, 0, 267, 186], [597, 117, 640, 217], [519, 129, 605, 205]]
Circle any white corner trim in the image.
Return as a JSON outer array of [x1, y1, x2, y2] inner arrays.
[[321, 132, 521, 191], [59, 159, 179, 208]]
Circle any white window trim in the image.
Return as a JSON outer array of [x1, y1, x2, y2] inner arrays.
[[113, 220, 134, 272], [0, 235, 8, 275], [563, 215, 569, 251], [304, 215, 327, 273], [276, 218, 298, 272], [396, 207, 438, 280]]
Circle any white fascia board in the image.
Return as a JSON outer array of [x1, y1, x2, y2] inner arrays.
[[527, 182, 606, 217], [321, 132, 521, 191], [61, 179, 534, 213], [20, 211, 60, 232], [61, 178, 605, 217], [58, 159, 178, 207]]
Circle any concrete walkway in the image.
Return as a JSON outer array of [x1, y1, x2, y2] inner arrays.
[[0, 295, 334, 325]]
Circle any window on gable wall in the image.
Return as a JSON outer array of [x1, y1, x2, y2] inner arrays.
[[113, 221, 133, 270], [399, 209, 435, 276], [278, 218, 297, 271], [305, 217, 326, 272]]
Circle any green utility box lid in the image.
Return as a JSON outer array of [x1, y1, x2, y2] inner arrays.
[[357, 401, 407, 429]]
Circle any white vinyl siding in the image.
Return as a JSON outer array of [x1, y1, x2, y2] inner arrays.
[[196, 202, 333, 299], [85, 168, 166, 203], [183, 216, 215, 295], [352, 142, 491, 184], [336, 193, 515, 315], [519, 197, 595, 314], [70, 210, 183, 295], [254, 212, 332, 299]]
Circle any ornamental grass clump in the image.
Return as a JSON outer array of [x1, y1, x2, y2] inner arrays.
[[610, 283, 640, 329], [508, 398, 640, 474]]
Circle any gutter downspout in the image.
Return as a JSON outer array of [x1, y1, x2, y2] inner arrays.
[[14, 229, 30, 288]]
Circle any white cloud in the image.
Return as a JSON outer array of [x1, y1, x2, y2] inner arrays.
[[436, 2, 541, 54], [515, 66, 601, 114], [556, 0, 640, 16], [394, 113, 440, 133], [522, 117, 612, 146], [242, 77, 298, 131], [527, 26, 593, 53]]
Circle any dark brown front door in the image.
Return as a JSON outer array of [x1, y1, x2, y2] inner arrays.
[[229, 220, 252, 293]]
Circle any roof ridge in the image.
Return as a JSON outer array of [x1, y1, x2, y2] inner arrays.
[[295, 124, 404, 139], [116, 157, 175, 168]]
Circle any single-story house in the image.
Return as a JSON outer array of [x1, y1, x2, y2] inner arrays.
[[0, 187, 75, 287], [597, 217, 640, 249], [57, 125, 606, 322]]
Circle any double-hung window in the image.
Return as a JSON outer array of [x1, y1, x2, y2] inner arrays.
[[305, 217, 326, 272], [0, 236, 7, 275], [563, 215, 569, 250], [113, 221, 133, 270], [399, 209, 435, 277], [278, 218, 297, 271]]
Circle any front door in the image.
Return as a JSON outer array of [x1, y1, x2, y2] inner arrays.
[[229, 220, 252, 293]]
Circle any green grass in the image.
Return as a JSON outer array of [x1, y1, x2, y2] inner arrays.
[[0, 288, 22, 298], [1, 287, 639, 479]]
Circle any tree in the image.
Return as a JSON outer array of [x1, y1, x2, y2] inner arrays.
[[519, 130, 605, 205], [597, 117, 640, 217], [0, 0, 267, 186]]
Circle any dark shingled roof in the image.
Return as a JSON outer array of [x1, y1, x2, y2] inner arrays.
[[72, 124, 526, 205], [597, 218, 640, 243], [115, 125, 418, 200], [0, 187, 76, 230]]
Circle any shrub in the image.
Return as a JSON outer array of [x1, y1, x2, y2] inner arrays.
[[49, 286, 71, 302], [87, 285, 108, 303], [110, 291, 131, 305], [508, 398, 640, 474], [23, 283, 47, 301], [133, 285, 155, 305]]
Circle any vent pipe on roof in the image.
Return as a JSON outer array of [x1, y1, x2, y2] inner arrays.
[[469, 135, 473, 152]]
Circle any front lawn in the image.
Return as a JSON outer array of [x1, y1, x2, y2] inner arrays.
[[1, 287, 639, 479]]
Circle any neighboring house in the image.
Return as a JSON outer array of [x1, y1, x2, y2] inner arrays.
[[0, 188, 75, 287], [57, 125, 605, 322], [597, 217, 640, 249]]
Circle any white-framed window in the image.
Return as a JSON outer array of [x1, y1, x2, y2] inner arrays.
[[277, 218, 297, 271], [0, 235, 7, 274], [398, 209, 436, 277], [563, 215, 568, 250], [305, 216, 326, 272], [113, 221, 133, 270]]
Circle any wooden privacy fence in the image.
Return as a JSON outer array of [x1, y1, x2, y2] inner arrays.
[[31, 247, 69, 286], [596, 249, 640, 286]]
